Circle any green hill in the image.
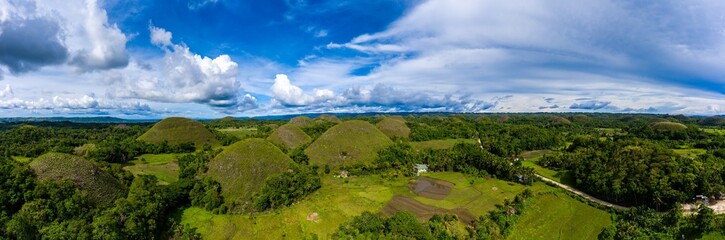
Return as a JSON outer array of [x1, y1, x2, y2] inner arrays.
[[29, 153, 126, 207], [375, 117, 411, 139], [652, 122, 688, 131], [138, 117, 219, 147], [206, 138, 294, 211], [267, 124, 311, 149], [315, 114, 342, 123], [289, 116, 314, 128], [305, 120, 393, 167]]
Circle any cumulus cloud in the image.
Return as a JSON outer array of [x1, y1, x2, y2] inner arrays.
[[0, 88, 152, 115], [0, 84, 12, 97], [105, 26, 254, 112], [268, 74, 493, 112], [0, 1, 68, 75], [569, 100, 611, 110], [149, 25, 172, 47], [0, 0, 129, 75]]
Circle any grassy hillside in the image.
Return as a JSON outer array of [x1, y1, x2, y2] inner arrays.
[[29, 153, 126, 207], [288, 116, 314, 128], [652, 122, 688, 131], [138, 117, 219, 147], [266, 124, 311, 149], [206, 138, 294, 211], [315, 114, 342, 123], [376, 117, 411, 139], [305, 120, 392, 167]]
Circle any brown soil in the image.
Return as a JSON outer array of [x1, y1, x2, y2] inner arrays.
[[380, 195, 476, 224], [409, 177, 454, 200]]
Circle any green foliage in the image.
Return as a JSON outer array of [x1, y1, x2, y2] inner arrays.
[[178, 149, 220, 179], [335, 211, 462, 239], [190, 177, 226, 213], [253, 164, 321, 211]]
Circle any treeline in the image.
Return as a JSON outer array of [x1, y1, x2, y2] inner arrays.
[[540, 136, 725, 210], [344, 142, 536, 185], [601, 206, 725, 239]]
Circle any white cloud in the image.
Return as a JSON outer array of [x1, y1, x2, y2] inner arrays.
[[149, 25, 172, 47], [0, 84, 12, 98], [0, 0, 129, 74], [104, 26, 254, 112], [271, 74, 315, 106]]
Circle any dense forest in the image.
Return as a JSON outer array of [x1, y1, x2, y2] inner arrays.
[[1, 114, 724, 239]]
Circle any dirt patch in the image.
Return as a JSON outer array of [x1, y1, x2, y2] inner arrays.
[[408, 177, 454, 200], [307, 212, 319, 222], [380, 195, 476, 224]]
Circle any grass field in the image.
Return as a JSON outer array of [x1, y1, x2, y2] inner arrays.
[[217, 127, 258, 139], [181, 171, 610, 239], [672, 148, 708, 158], [124, 153, 182, 185], [520, 150, 575, 185], [12, 156, 32, 163], [703, 128, 725, 136], [409, 139, 478, 151], [508, 192, 612, 240]]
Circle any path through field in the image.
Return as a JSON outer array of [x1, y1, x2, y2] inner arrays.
[[535, 174, 629, 210]]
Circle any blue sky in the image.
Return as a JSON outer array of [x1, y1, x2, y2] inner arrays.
[[0, 0, 724, 118]]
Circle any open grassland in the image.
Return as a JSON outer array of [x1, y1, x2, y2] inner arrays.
[[703, 128, 725, 135], [29, 153, 126, 207], [217, 127, 258, 139], [673, 148, 708, 158], [181, 171, 610, 239], [12, 156, 32, 163], [138, 117, 219, 147], [409, 138, 478, 151], [124, 153, 182, 185], [521, 150, 575, 186], [305, 120, 392, 167], [508, 193, 612, 240]]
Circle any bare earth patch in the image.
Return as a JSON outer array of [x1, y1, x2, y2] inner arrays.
[[409, 177, 454, 200], [380, 195, 476, 224]]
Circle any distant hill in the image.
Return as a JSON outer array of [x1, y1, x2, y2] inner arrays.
[[29, 153, 126, 207], [206, 138, 293, 212], [267, 124, 311, 149], [652, 122, 688, 131], [305, 120, 393, 167], [138, 117, 219, 147], [288, 116, 314, 128], [315, 114, 342, 123], [376, 117, 411, 138]]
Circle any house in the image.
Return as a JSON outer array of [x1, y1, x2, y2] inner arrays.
[[695, 195, 710, 204], [415, 164, 429, 176]]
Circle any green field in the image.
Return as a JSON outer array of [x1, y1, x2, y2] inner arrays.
[[12, 156, 32, 163], [409, 138, 478, 151], [217, 127, 258, 139], [703, 128, 725, 136], [508, 193, 612, 240], [520, 150, 575, 185], [124, 153, 182, 185], [672, 148, 708, 158], [181, 172, 611, 239]]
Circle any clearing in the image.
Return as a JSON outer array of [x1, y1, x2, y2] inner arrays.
[[123, 153, 182, 185], [409, 138, 478, 151]]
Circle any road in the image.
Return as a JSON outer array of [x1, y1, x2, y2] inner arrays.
[[535, 174, 629, 210]]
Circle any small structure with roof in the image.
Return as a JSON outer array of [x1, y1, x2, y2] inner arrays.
[[415, 164, 429, 176]]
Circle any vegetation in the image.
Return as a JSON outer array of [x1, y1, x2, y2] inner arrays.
[[305, 120, 393, 167], [29, 153, 127, 207], [266, 124, 311, 149], [138, 117, 219, 148], [205, 138, 294, 212], [253, 163, 321, 211], [376, 117, 411, 139]]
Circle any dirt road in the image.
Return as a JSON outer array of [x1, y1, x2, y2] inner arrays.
[[535, 174, 629, 210]]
